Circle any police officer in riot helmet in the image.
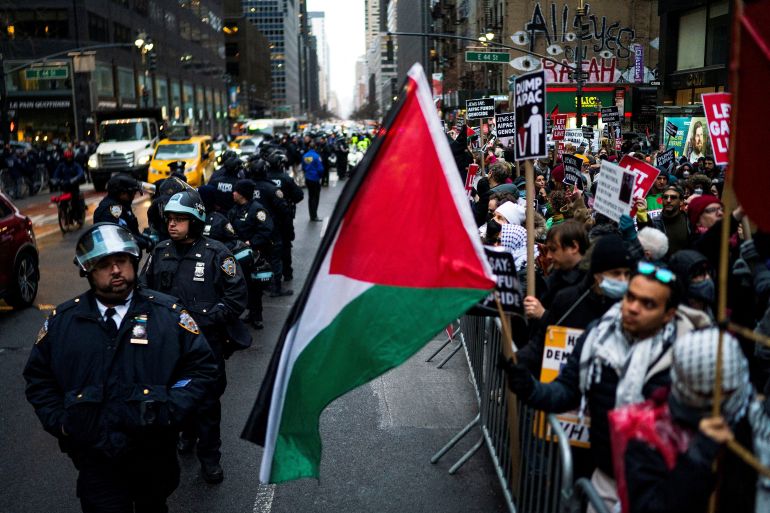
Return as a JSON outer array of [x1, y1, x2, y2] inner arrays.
[[147, 176, 192, 243], [94, 173, 154, 251], [265, 150, 304, 281], [24, 223, 218, 512], [142, 189, 249, 484], [208, 150, 243, 213]]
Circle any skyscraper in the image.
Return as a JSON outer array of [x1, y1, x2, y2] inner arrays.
[[308, 11, 331, 111], [243, 0, 301, 116]]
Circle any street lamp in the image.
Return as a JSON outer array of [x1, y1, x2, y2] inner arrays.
[[485, 30, 495, 41], [134, 32, 155, 108]]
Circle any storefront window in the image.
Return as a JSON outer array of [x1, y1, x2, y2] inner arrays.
[[170, 81, 181, 119], [196, 87, 205, 119], [155, 77, 169, 109], [117, 67, 136, 100], [677, 8, 706, 70], [183, 83, 194, 121], [95, 64, 114, 97]]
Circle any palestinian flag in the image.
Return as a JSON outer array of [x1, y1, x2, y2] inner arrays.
[[241, 63, 495, 484]]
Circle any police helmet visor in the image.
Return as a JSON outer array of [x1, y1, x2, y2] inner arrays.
[[75, 223, 140, 273]]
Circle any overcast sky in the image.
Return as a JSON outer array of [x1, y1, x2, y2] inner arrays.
[[307, 0, 366, 118]]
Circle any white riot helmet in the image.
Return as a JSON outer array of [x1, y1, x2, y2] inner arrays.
[[75, 223, 140, 273]]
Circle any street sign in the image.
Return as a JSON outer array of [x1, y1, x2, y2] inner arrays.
[[513, 69, 546, 159], [466, 98, 495, 120], [600, 106, 620, 124], [466, 51, 510, 63], [494, 112, 517, 138], [24, 67, 69, 80]]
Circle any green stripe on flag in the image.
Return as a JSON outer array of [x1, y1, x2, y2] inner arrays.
[[269, 284, 488, 483]]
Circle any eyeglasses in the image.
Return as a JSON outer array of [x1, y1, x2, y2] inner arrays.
[[661, 194, 680, 201], [703, 206, 723, 215], [637, 261, 676, 284]]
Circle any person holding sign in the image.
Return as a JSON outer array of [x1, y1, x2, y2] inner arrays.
[[503, 262, 708, 513]]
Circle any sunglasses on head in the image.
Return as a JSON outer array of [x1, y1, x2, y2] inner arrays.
[[637, 261, 676, 284]]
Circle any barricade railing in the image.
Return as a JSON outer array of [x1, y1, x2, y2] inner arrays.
[[431, 315, 580, 513]]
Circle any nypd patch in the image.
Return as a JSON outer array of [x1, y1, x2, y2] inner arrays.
[[221, 256, 236, 277], [256, 211, 267, 222], [276, 190, 284, 199], [225, 223, 235, 235], [110, 205, 122, 218], [35, 318, 49, 344], [178, 311, 200, 334]]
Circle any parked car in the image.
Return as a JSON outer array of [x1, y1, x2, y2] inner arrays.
[[0, 191, 39, 308]]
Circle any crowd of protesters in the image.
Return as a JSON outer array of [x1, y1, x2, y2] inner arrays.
[[447, 121, 770, 513]]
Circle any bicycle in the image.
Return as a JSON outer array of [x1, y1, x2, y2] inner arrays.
[[51, 186, 86, 233]]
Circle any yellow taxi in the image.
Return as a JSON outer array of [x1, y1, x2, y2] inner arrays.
[[148, 136, 215, 187]]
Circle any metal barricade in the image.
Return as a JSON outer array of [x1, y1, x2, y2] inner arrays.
[[431, 315, 576, 513]]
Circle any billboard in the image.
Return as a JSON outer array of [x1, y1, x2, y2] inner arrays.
[[662, 116, 712, 163]]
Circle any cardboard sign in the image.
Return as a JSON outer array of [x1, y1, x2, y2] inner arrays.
[[665, 120, 678, 138], [600, 106, 620, 124], [552, 114, 567, 141], [581, 126, 594, 140], [655, 148, 675, 170], [539, 326, 590, 448], [464, 163, 480, 199], [475, 246, 523, 314], [494, 112, 517, 138], [618, 155, 661, 206], [514, 70, 547, 159], [564, 129, 599, 152], [702, 92, 731, 165], [466, 98, 495, 120], [562, 154, 583, 185], [594, 160, 637, 222]]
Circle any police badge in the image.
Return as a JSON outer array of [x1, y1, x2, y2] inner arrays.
[[110, 205, 122, 218], [178, 310, 200, 334], [256, 211, 267, 222], [193, 262, 205, 282], [221, 256, 236, 277]]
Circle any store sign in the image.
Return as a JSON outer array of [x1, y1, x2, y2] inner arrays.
[[546, 89, 615, 114], [8, 98, 72, 110]]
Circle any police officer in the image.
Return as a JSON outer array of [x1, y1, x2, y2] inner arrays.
[[94, 174, 154, 251], [265, 150, 304, 281], [166, 160, 188, 182], [142, 190, 249, 484], [334, 133, 349, 180], [146, 176, 191, 243], [228, 180, 279, 328], [24, 223, 218, 512], [208, 150, 243, 213]]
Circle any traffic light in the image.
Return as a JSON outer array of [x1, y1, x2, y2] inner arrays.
[[148, 50, 157, 72]]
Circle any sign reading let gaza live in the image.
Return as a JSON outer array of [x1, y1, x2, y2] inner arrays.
[[466, 98, 496, 120], [514, 70, 546, 159], [702, 92, 731, 166]]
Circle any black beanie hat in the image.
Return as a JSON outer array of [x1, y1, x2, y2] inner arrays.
[[591, 234, 632, 274], [234, 179, 255, 199]]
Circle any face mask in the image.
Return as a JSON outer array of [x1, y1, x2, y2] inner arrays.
[[599, 276, 629, 299], [689, 278, 715, 304]]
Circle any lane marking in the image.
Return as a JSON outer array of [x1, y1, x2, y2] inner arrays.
[[252, 483, 275, 513], [320, 217, 328, 238]]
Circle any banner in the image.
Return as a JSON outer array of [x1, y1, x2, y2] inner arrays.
[[594, 160, 636, 222], [701, 92, 731, 165], [514, 70, 547, 159], [539, 326, 590, 447], [662, 116, 711, 162]]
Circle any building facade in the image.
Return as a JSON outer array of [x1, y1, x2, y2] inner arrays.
[[1, 0, 229, 142]]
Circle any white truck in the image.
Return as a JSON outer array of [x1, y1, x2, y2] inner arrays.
[[88, 113, 161, 191]]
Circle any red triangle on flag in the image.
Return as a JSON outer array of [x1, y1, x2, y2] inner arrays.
[[466, 125, 476, 137], [330, 66, 493, 291]]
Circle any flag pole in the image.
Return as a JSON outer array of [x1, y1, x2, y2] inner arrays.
[[525, 159, 536, 297]]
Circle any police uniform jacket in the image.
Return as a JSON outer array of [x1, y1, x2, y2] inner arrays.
[[228, 199, 275, 252], [252, 178, 291, 227], [266, 169, 304, 206], [208, 169, 240, 212], [143, 237, 247, 339], [23, 288, 218, 459]]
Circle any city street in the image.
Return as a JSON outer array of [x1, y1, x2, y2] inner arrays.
[[0, 176, 504, 513]]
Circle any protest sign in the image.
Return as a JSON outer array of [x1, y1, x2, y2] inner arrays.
[[470, 246, 523, 315], [514, 70, 547, 159], [594, 160, 636, 222], [564, 129, 599, 152], [539, 326, 590, 448], [601, 106, 620, 124], [494, 112, 517, 138], [618, 155, 661, 205], [665, 120, 678, 138], [464, 163, 480, 199], [466, 98, 495, 120], [581, 126, 594, 139], [552, 114, 567, 141], [562, 154, 582, 185], [655, 148, 675, 170], [702, 92, 731, 165]]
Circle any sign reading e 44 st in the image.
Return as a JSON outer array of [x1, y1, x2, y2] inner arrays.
[[513, 70, 547, 160], [24, 67, 69, 80], [465, 51, 510, 63]]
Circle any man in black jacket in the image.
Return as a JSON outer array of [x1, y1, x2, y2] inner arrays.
[[93, 174, 154, 251], [142, 190, 249, 483], [24, 223, 218, 512]]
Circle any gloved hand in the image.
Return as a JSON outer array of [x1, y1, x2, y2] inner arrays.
[[618, 214, 638, 241], [497, 354, 536, 399], [740, 239, 759, 262]]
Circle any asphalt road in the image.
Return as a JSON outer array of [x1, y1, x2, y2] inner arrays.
[[0, 174, 504, 512]]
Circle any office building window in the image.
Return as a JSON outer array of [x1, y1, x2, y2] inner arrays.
[[113, 22, 131, 44], [117, 67, 136, 100], [2, 9, 68, 39], [88, 12, 109, 42], [95, 64, 114, 97]]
